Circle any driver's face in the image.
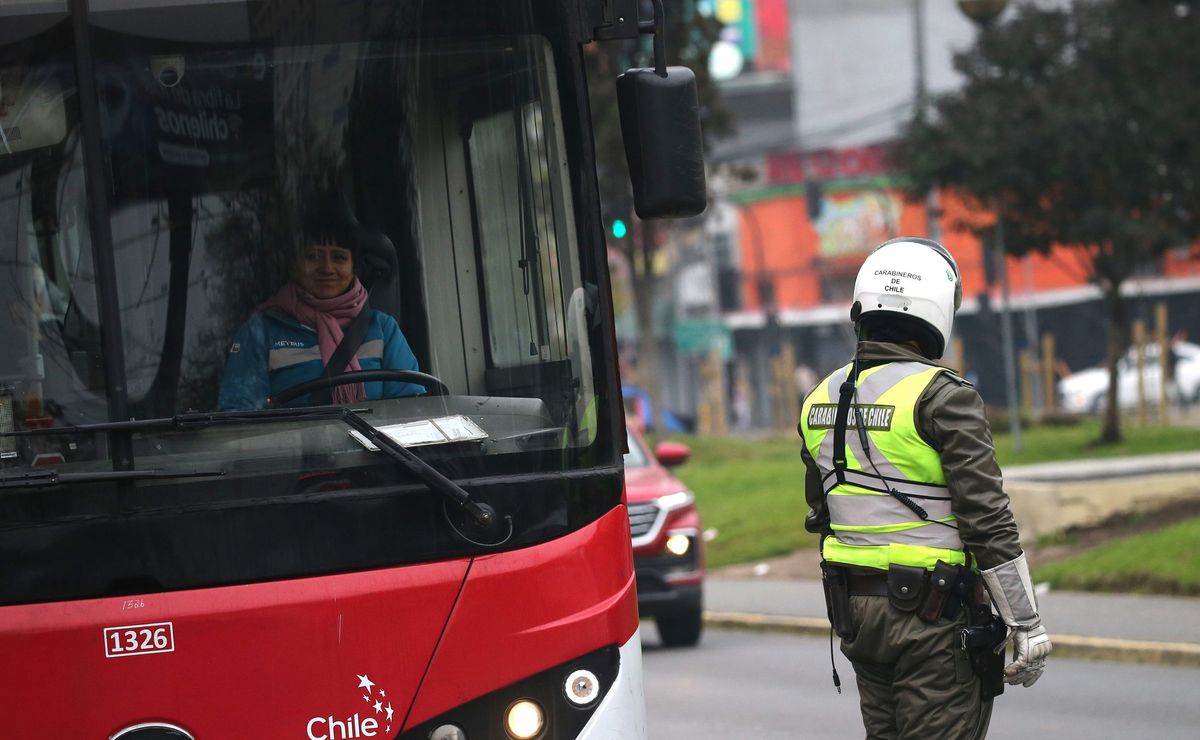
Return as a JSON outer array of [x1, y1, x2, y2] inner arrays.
[[298, 244, 354, 299]]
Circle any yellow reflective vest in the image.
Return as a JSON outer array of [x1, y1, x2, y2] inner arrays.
[[799, 361, 967, 572]]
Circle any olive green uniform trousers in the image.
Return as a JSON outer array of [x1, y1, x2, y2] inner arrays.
[[840, 594, 993, 740]]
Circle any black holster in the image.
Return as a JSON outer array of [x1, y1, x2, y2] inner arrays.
[[917, 560, 965, 624], [820, 561, 854, 640], [959, 579, 1006, 700]]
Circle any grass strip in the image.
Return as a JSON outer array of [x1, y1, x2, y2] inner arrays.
[[1031, 516, 1200, 595], [660, 420, 1200, 570]]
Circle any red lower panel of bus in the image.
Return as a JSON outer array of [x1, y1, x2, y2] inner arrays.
[[405, 504, 639, 728], [0, 506, 637, 739]]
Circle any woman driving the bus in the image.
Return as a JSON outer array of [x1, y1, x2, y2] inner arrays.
[[217, 195, 425, 410]]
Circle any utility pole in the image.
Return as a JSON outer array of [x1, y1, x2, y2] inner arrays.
[[956, 0, 1019, 451], [994, 217, 1022, 452], [912, 0, 941, 241]]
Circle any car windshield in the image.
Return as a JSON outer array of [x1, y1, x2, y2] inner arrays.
[[623, 430, 650, 469], [0, 0, 608, 481]]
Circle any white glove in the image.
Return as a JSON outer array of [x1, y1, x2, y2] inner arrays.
[[1005, 623, 1052, 687], [981, 553, 1053, 688]]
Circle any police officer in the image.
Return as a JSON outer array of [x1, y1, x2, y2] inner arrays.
[[797, 237, 1051, 739]]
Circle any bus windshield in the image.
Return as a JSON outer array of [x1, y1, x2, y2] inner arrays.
[[1, 0, 607, 482], [0, 0, 600, 465]]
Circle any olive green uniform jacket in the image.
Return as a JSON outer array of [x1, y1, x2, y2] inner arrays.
[[798, 340, 1023, 571]]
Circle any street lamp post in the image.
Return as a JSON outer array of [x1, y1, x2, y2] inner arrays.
[[743, 204, 782, 429], [912, 0, 940, 241], [707, 191, 776, 430], [957, 0, 1022, 452], [991, 214, 1023, 452]]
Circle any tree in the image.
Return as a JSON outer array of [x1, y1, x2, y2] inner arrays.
[[895, 0, 1200, 443], [584, 2, 734, 429]]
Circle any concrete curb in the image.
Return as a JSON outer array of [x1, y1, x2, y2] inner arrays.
[[704, 611, 1200, 668]]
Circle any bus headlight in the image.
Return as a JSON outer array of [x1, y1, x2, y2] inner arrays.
[[504, 699, 544, 739], [563, 669, 600, 706], [665, 533, 691, 556], [430, 725, 467, 740]]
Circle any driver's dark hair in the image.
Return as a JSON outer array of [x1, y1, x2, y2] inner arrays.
[[859, 312, 943, 360], [296, 172, 360, 258]]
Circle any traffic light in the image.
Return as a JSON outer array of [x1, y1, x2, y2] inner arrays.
[[611, 218, 628, 239]]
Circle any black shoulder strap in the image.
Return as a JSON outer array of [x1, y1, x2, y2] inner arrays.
[[310, 307, 373, 405], [830, 368, 859, 487], [833, 360, 941, 524]]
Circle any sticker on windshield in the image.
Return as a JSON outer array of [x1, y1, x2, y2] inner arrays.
[[104, 621, 175, 658], [348, 415, 488, 451]]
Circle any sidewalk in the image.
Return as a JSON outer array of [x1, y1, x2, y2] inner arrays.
[[703, 577, 1200, 667], [698, 450, 1200, 664], [1004, 449, 1200, 482], [1002, 450, 1200, 540]]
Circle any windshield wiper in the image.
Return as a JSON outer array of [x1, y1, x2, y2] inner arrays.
[[0, 467, 225, 490], [1, 406, 495, 526], [0, 405, 364, 436], [335, 409, 498, 527]]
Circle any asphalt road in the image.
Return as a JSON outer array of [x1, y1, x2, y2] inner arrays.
[[641, 627, 1200, 739]]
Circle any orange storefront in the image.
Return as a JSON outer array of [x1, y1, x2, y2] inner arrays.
[[733, 183, 1200, 313]]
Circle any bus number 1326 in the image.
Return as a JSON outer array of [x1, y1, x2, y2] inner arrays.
[[104, 622, 175, 658]]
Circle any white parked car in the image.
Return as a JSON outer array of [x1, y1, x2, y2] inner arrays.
[[1057, 341, 1200, 414]]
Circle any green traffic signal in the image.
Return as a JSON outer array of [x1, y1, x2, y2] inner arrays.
[[611, 218, 627, 239]]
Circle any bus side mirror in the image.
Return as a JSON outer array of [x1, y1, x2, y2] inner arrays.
[[616, 66, 706, 219]]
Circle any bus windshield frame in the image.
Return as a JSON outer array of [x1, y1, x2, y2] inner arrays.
[[0, 0, 626, 607]]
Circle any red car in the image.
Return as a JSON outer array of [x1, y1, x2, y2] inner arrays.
[[624, 426, 705, 647]]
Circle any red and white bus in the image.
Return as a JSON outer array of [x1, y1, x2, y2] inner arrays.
[[0, 0, 703, 737]]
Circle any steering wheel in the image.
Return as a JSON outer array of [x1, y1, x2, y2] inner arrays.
[[270, 369, 450, 407]]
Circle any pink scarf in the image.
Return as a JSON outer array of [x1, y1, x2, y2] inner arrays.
[[260, 278, 369, 404]]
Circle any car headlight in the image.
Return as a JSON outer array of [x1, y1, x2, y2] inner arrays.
[[656, 490, 694, 511], [665, 534, 691, 556]]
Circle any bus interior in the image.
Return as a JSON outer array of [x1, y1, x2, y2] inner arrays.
[[1, 0, 608, 478]]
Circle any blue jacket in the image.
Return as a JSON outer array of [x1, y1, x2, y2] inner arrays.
[[217, 309, 424, 410]]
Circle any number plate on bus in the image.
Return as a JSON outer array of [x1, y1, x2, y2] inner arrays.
[[104, 622, 175, 658]]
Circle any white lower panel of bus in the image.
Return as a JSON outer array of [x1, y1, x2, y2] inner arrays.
[[576, 627, 648, 739]]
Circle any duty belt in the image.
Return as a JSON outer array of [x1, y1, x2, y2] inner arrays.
[[847, 571, 889, 596], [838, 562, 972, 624]]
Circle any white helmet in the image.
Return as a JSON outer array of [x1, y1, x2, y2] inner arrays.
[[851, 237, 962, 359]]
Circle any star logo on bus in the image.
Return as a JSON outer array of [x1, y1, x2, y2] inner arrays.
[[354, 673, 394, 734]]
